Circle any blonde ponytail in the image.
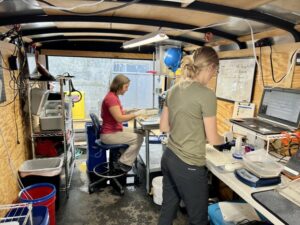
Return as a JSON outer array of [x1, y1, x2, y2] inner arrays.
[[181, 47, 219, 80]]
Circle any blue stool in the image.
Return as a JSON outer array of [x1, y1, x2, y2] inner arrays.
[[87, 113, 128, 195]]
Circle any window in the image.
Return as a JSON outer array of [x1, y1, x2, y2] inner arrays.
[[48, 56, 160, 118]]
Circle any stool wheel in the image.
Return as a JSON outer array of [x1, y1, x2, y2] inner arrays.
[[93, 162, 125, 178], [88, 186, 94, 194]]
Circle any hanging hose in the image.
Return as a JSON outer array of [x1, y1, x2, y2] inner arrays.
[[68, 79, 82, 103], [60, 72, 82, 103]]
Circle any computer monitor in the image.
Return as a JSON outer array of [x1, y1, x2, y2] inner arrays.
[[258, 87, 300, 128], [26, 53, 39, 78], [31, 88, 50, 116]]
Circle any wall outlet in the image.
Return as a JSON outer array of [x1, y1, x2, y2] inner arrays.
[[296, 53, 300, 65]]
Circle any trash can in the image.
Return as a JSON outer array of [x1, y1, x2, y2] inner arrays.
[[19, 158, 63, 211], [152, 176, 163, 205], [19, 183, 56, 225]]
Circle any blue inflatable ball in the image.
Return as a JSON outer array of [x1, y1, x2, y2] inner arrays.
[[164, 48, 182, 72]]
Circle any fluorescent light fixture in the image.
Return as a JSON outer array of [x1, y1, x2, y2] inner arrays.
[[123, 31, 169, 49]]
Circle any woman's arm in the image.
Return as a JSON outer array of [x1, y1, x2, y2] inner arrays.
[[109, 105, 136, 122], [203, 116, 224, 145], [160, 105, 170, 132]]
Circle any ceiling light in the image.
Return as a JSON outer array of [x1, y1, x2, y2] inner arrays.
[[122, 31, 169, 49]]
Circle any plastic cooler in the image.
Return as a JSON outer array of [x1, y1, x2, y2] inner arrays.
[[19, 157, 63, 210], [19, 183, 56, 225]]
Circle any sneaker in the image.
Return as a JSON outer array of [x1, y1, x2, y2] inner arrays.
[[113, 161, 132, 173]]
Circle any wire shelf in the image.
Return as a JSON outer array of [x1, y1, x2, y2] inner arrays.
[[32, 130, 64, 137], [0, 203, 33, 225]]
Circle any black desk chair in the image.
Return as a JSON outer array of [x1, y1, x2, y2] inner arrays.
[[88, 113, 129, 195]]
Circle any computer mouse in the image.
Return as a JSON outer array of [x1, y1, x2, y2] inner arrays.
[[224, 163, 242, 172]]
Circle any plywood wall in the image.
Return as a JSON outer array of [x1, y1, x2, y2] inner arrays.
[[0, 42, 30, 206], [210, 42, 300, 134]]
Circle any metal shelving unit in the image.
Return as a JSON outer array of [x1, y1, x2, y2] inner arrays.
[[27, 77, 75, 197], [0, 203, 33, 225], [232, 123, 297, 152]]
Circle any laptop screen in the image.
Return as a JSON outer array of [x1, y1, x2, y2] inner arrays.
[[258, 87, 300, 128]]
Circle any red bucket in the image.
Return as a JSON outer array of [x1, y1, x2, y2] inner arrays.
[[19, 183, 56, 225]]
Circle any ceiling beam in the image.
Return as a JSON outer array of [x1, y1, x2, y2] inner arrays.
[[32, 35, 131, 43], [2, 15, 245, 48], [37, 40, 156, 53], [117, 0, 300, 41], [24, 28, 205, 46], [22, 28, 146, 36]]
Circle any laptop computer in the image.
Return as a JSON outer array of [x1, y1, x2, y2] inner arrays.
[[230, 87, 300, 135]]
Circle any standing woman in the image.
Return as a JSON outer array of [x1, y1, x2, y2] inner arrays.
[[100, 74, 144, 172], [158, 47, 225, 225]]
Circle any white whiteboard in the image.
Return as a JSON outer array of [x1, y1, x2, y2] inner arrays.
[[216, 58, 256, 102]]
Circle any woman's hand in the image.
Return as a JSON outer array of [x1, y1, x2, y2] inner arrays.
[[133, 109, 146, 117]]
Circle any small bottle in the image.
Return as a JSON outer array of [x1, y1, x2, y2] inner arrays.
[[233, 136, 244, 159]]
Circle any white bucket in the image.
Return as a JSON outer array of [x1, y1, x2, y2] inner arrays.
[[152, 176, 163, 205]]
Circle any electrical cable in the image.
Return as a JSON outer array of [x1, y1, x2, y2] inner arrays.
[[259, 46, 265, 87], [21, 0, 105, 10], [270, 46, 299, 84], [0, 128, 32, 200], [13, 82, 20, 144], [21, 0, 139, 15], [243, 19, 264, 88], [0, 26, 29, 151], [37, 0, 140, 15]]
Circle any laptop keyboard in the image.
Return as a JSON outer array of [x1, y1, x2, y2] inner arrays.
[[243, 118, 288, 129]]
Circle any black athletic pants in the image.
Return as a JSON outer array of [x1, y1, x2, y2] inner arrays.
[[158, 148, 208, 225]]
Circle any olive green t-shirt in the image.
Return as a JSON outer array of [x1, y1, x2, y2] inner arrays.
[[165, 80, 217, 166]]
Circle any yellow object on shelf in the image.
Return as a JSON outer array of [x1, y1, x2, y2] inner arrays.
[[66, 91, 85, 120]]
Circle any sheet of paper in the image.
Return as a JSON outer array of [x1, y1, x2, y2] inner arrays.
[[232, 102, 255, 118]]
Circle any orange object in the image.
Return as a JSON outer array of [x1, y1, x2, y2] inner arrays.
[[281, 131, 300, 146]]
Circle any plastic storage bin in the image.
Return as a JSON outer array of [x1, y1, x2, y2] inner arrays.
[[86, 122, 107, 173], [40, 100, 63, 131], [19, 158, 63, 210], [243, 150, 283, 178], [19, 158, 63, 178]]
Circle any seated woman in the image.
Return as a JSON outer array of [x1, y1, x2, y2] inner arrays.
[[100, 74, 145, 172]]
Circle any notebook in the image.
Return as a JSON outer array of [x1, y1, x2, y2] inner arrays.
[[230, 87, 300, 135]]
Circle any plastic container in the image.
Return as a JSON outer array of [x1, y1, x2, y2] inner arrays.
[[243, 150, 283, 178], [19, 183, 56, 225], [86, 122, 107, 172], [5, 205, 49, 225], [19, 157, 63, 178], [20, 174, 61, 211], [152, 176, 163, 205]]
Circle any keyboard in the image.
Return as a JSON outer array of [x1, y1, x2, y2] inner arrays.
[[143, 116, 160, 123], [137, 115, 160, 126], [206, 145, 235, 166]]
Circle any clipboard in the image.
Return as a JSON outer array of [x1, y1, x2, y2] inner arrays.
[[232, 102, 255, 118]]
